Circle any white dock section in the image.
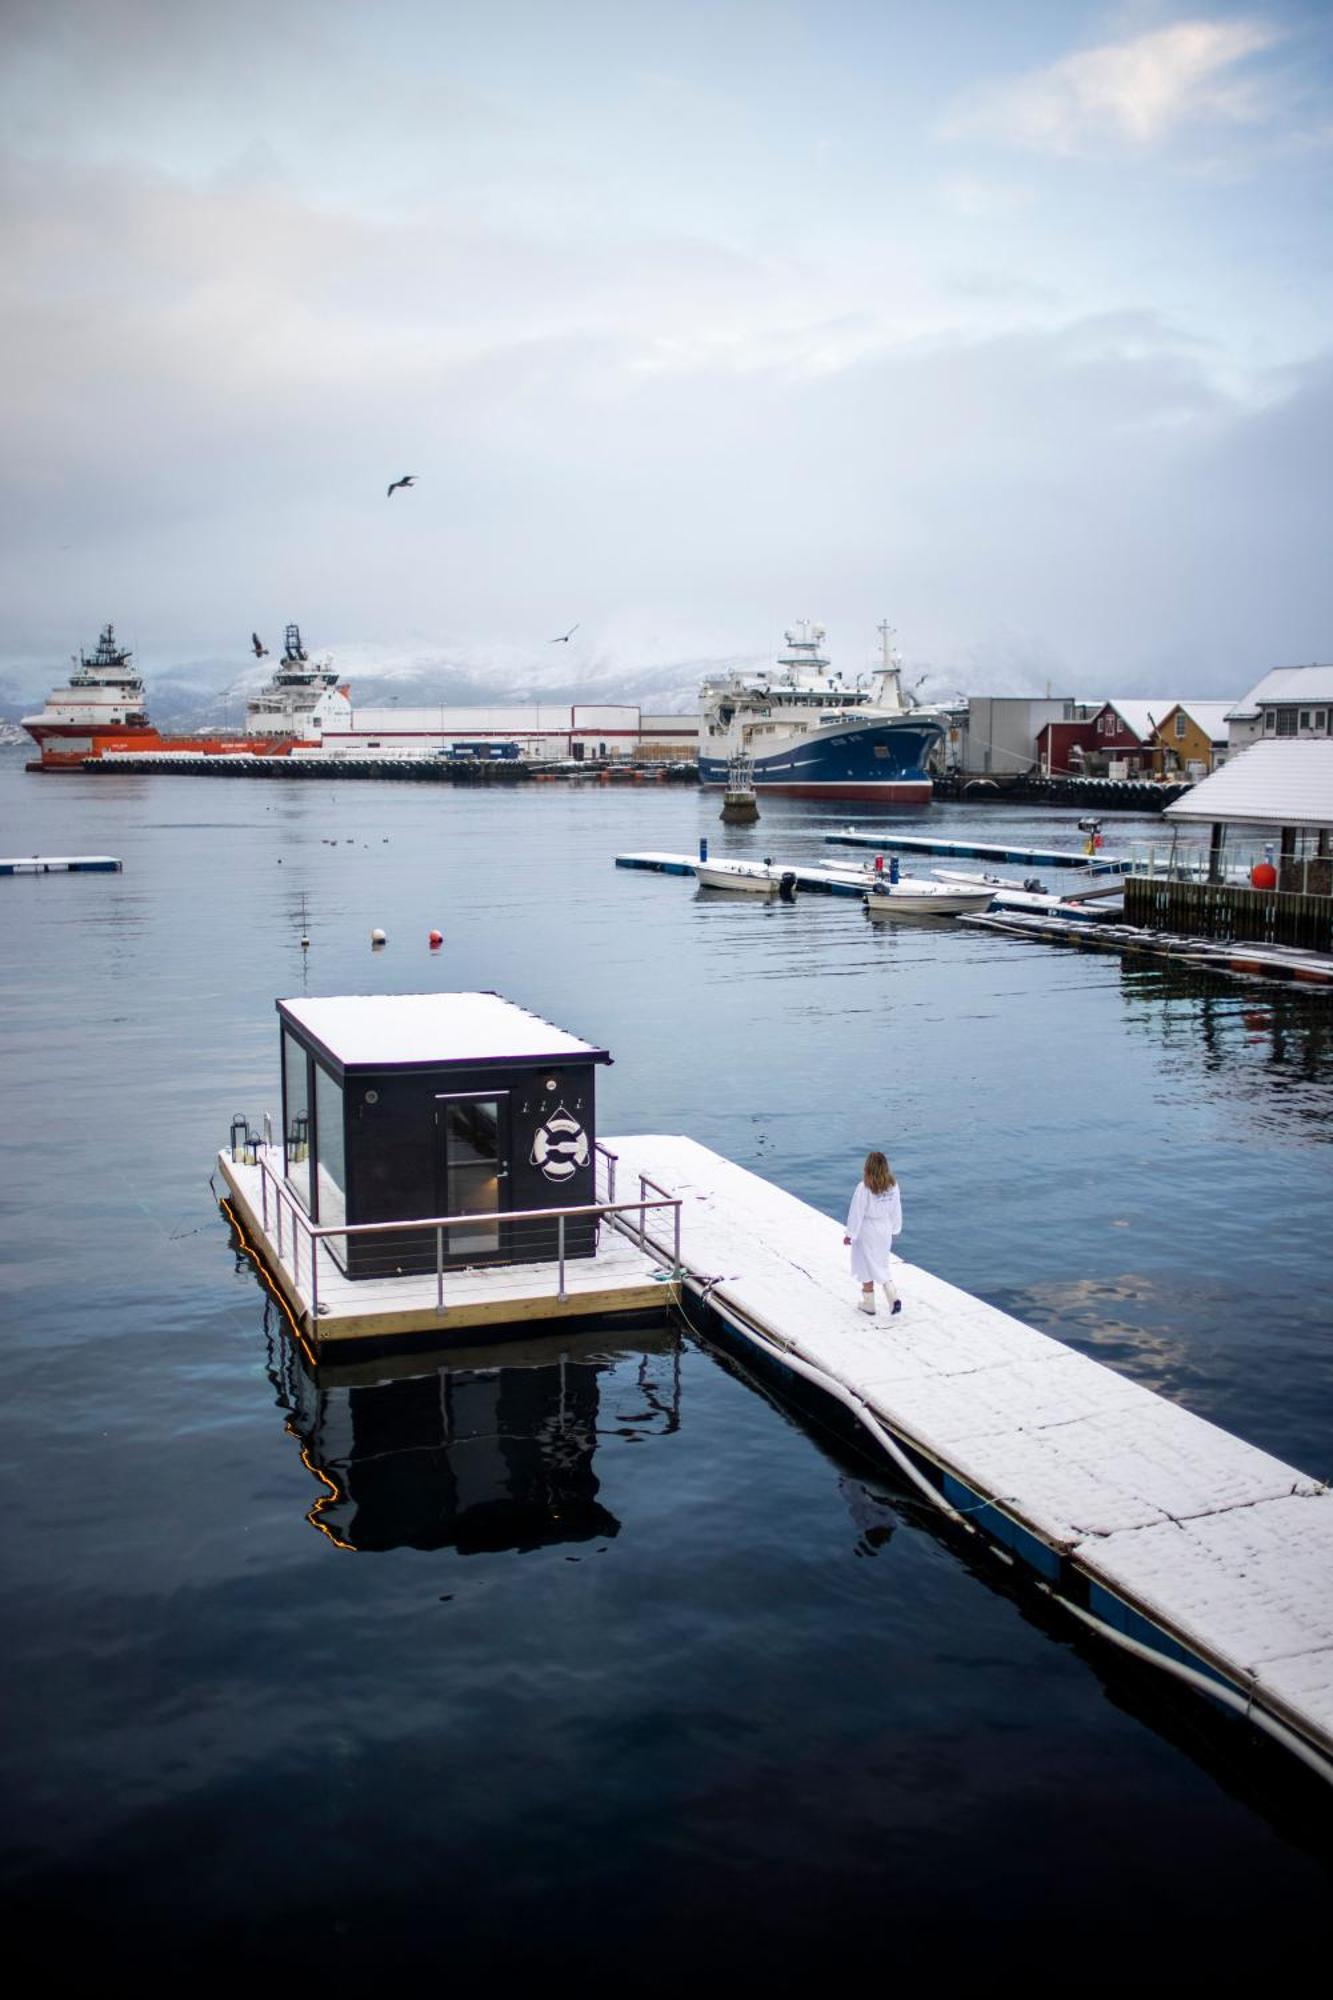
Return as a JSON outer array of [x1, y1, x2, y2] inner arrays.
[[617, 851, 865, 896], [826, 830, 1126, 873], [609, 1134, 1333, 1779], [0, 854, 122, 875]]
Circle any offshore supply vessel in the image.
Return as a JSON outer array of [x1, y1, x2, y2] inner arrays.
[[22, 624, 351, 770]]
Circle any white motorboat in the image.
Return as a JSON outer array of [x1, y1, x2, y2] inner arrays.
[[864, 880, 996, 916], [695, 858, 799, 898]]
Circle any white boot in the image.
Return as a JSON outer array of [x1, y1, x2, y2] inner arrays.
[[858, 1293, 876, 1315], [881, 1284, 901, 1316]]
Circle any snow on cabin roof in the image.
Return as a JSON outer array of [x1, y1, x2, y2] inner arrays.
[[1232, 664, 1333, 714], [1103, 699, 1177, 742], [277, 991, 610, 1068], [1165, 740, 1333, 829], [1159, 700, 1234, 742]]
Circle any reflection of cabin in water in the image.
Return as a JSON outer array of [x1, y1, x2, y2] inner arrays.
[[270, 1326, 682, 1553], [278, 992, 610, 1279]]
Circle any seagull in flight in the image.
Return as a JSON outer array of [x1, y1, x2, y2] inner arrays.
[[251, 632, 269, 658], [387, 474, 417, 497], [549, 622, 579, 644]]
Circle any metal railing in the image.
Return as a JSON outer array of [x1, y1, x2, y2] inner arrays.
[[240, 1141, 683, 1322]]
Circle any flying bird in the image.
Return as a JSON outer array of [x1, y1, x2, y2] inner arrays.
[[251, 632, 268, 658], [387, 474, 417, 497], [549, 623, 580, 644]]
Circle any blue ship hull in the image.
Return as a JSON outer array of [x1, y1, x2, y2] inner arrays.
[[699, 719, 941, 801]]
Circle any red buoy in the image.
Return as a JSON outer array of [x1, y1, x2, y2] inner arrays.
[[1250, 862, 1277, 890], [428, 929, 443, 949]]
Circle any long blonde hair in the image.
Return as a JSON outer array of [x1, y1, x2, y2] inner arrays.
[[864, 1150, 895, 1193]]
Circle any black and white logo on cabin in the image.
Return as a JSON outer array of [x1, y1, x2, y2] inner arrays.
[[530, 1104, 589, 1183]]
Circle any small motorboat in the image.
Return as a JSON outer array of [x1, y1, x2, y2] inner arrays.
[[695, 857, 799, 899], [863, 879, 996, 916]]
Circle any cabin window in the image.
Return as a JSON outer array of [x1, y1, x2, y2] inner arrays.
[[314, 1062, 346, 1236], [1276, 710, 1297, 737], [1300, 711, 1311, 730], [1175, 713, 1187, 738], [282, 1029, 312, 1211], [1317, 711, 1328, 731], [1264, 711, 1276, 730]]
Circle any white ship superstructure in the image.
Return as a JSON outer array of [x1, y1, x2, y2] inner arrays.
[[245, 624, 352, 739], [21, 625, 151, 748], [698, 622, 944, 802]]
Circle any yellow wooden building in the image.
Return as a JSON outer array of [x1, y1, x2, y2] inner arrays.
[[1153, 701, 1233, 778]]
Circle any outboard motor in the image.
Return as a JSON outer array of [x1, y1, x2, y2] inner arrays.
[[778, 870, 798, 903]]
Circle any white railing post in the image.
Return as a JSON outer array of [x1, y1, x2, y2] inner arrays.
[[436, 1226, 445, 1315], [557, 1215, 567, 1301]]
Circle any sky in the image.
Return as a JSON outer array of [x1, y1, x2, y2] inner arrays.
[[1, 0, 1331, 700]]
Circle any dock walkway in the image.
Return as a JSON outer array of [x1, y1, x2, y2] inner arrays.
[[609, 1135, 1333, 1782], [825, 830, 1125, 872]]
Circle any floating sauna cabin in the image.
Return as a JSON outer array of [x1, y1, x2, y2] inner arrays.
[[277, 992, 610, 1279]]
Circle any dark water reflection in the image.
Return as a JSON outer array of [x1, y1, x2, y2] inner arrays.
[[2, 765, 1331, 1974]]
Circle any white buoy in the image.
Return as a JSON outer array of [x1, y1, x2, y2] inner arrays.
[[371, 927, 387, 947]]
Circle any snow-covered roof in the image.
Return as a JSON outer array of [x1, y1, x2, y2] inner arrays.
[[1234, 665, 1333, 712], [277, 992, 610, 1068], [1165, 740, 1333, 829], [1104, 699, 1177, 741], [1159, 701, 1234, 743]]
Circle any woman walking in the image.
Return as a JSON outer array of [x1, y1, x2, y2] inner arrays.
[[844, 1150, 902, 1316]]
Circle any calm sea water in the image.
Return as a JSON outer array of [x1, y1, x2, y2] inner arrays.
[[1, 759, 1330, 1975]]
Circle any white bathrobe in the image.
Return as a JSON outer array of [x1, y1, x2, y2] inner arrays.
[[846, 1181, 901, 1282]]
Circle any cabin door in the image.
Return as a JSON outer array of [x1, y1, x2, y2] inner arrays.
[[434, 1092, 510, 1261]]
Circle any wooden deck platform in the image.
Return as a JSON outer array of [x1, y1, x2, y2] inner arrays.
[[217, 1150, 675, 1349], [607, 1135, 1333, 1785]]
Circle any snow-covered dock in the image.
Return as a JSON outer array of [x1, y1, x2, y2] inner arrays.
[[0, 854, 122, 875], [826, 830, 1126, 872], [605, 1135, 1333, 1785], [962, 908, 1333, 987]]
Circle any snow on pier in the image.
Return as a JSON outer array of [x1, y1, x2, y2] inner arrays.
[[610, 1135, 1333, 1780]]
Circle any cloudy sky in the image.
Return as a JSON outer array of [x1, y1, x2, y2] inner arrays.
[[2, 0, 1331, 697]]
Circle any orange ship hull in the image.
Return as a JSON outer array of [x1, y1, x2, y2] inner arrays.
[[27, 725, 305, 769]]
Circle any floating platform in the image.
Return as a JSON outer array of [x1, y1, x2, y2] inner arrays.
[[0, 854, 122, 875], [217, 1146, 675, 1348], [617, 851, 865, 896], [961, 909, 1333, 988], [605, 1136, 1333, 1786], [826, 830, 1127, 873]]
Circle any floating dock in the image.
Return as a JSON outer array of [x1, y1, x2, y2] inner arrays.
[[961, 909, 1333, 988], [0, 854, 122, 875], [826, 830, 1126, 873], [217, 1146, 675, 1347], [617, 851, 865, 896], [607, 1136, 1333, 1786]]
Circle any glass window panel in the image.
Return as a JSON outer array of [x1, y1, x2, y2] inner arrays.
[[314, 1062, 345, 1241], [283, 1030, 312, 1210]]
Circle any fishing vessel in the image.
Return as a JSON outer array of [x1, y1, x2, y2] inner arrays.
[[22, 623, 352, 770], [697, 621, 944, 803]]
